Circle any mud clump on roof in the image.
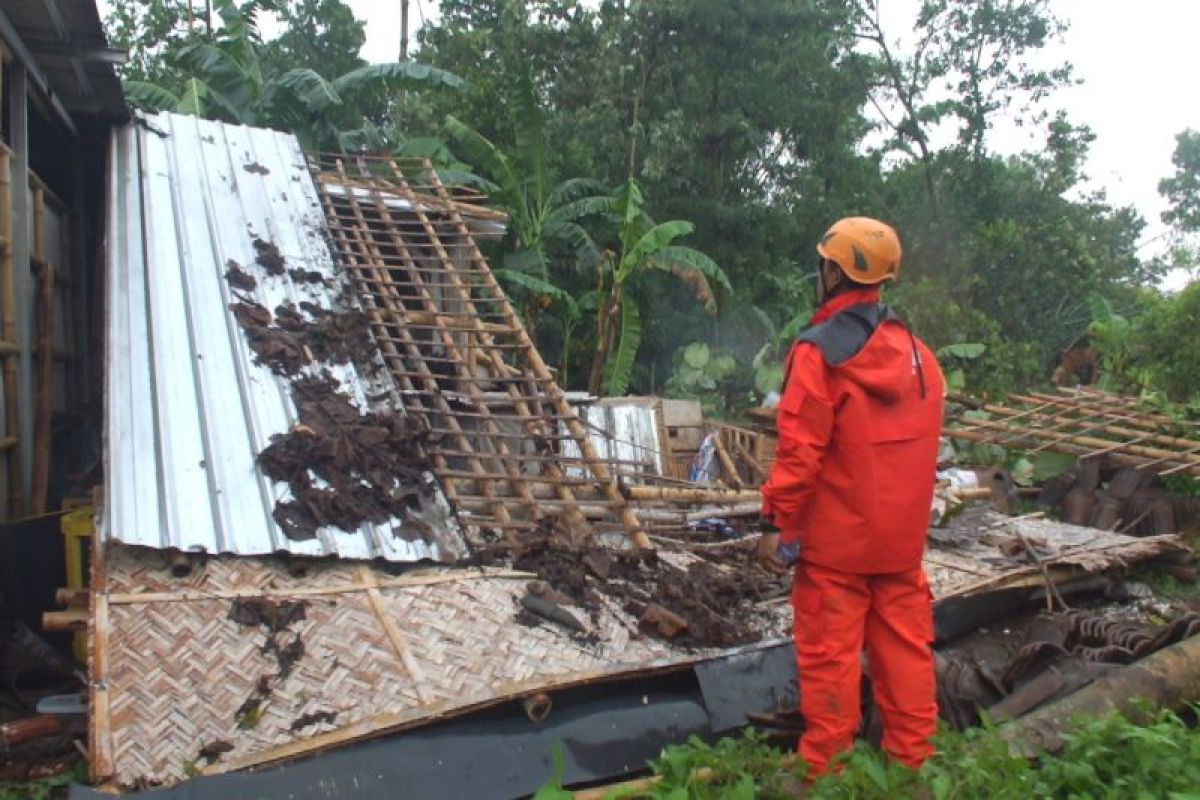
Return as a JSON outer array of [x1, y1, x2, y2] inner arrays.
[[505, 519, 774, 650], [224, 260, 257, 291], [288, 267, 326, 285], [253, 237, 287, 275], [259, 374, 434, 541], [229, 300, 377, 377]]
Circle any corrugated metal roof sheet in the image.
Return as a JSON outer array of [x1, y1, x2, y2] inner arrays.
[[102, 112, 464, 562]]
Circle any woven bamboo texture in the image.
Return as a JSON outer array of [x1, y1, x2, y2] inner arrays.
[[947, 387, 1200, 477], [91, 543, 790, 786], [89, 514, 1189, 788]]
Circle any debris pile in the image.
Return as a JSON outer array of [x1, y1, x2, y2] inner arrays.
[[1037, 460, 1200, 539], [938, 609, 1200, 729], [495, 518, 784, 649]]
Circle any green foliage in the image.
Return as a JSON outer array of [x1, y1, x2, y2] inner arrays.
[[1160, 129, 1200, 233], [113, 0, 463, 151], [1134, 281, 1200, 401], [590, 179, 727, 396], [666, 342, 746, 417], [537, 710, 1200, 799], [105, 0, 1199, 407], [936, 342, 986, 393], [0, 760, 87, 800]]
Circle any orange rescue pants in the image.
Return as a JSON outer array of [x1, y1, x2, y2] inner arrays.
[[792, 561, 937, 774]]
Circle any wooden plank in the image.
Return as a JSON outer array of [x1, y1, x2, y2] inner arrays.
[[104, 569, 535, 605]]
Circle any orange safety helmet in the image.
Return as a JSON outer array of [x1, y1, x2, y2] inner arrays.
[[816, 216, 903, 284]]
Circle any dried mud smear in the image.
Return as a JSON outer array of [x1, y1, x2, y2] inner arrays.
[[224, 248, 440, 544], [224, 260, 257, 291], [253, 237, 287, 275], [228, 599, 310, 731]]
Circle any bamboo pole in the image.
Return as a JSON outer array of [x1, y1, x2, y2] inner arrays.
[[948, 419, 1200, 475], [0, 150, 22, 516], [386, 160, 600, 541], [30, 185, 51, 513], [624, 485, 761, 504], [713, 433, 744, 490], [415, 160, 651, 549], [42, 609, 88, 631], [980, 399, 1200, 453]]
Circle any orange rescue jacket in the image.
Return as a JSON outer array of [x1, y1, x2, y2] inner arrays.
[[761, 287, 945, 575]]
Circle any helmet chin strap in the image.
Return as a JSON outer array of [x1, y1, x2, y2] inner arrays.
[[815, 260, 839, 306]]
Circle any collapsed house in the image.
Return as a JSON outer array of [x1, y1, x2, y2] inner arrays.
[[56, 111, 1193, 797], [0, 5, 1198, 797]]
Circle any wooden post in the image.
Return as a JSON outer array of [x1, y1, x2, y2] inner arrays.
[[0, 147, 22, 516], [7, 63, 31, 517], [30, 184, 51, 514]]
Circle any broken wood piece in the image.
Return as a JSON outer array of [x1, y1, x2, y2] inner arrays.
[[520, 593, 585, 633], [42, 610, 88, 631], [623, 485, 760, 504], [638, 603, 689, 640], [55, 588, 88, 608], [1002, 630, 1200, 756], [0, 715, 64, 747]]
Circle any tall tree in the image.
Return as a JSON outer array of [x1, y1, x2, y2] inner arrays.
[[121, 0, 464, 150]]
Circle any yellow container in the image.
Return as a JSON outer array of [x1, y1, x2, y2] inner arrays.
[[60, 507, 93, 661]]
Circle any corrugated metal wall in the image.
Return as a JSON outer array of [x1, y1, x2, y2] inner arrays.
[[102, 113, 463, 562]]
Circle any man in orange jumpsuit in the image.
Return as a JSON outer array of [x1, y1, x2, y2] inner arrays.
[[758, 216, 945, 776]]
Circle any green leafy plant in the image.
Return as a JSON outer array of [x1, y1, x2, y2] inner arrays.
[[665, 342, 745, 416], [533, 709, 1200, 799], [0, 760, 87, 800], [123, 0, 463, 150], [588, 180, 730, 396], [936, 342, 987, 393]]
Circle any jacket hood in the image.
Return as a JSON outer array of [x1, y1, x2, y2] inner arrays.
[[842, 322, 920, 402]]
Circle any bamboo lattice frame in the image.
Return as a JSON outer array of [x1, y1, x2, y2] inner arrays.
[[311, 154, 667, 547], [947, 387, 1200, 477]]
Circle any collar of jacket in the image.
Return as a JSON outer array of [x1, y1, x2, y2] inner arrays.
[[810, 286, 882, 326]]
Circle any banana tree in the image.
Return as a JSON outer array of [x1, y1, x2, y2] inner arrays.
[[445, 75, 611, 282], [445, 76, 610, 346], [123, 0, 464, 151], [588, 179, 731, 396]]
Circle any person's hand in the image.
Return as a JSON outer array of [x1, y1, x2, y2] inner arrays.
[[757, 530, 790, 575]]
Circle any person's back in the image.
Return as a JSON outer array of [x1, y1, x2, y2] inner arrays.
[[790, 302, 943, 574], [758, 217, 944, 777]]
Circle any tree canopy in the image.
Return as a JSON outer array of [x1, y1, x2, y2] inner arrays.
[[105, 0, 1200, 407]]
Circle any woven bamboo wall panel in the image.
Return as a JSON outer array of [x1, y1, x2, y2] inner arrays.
[[91, 513, 1188, 787], [93, 544, 790, 787]]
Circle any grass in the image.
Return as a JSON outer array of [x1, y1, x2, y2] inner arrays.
[[0, 761, 86, 800], [536, 708, 1200, 799]]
